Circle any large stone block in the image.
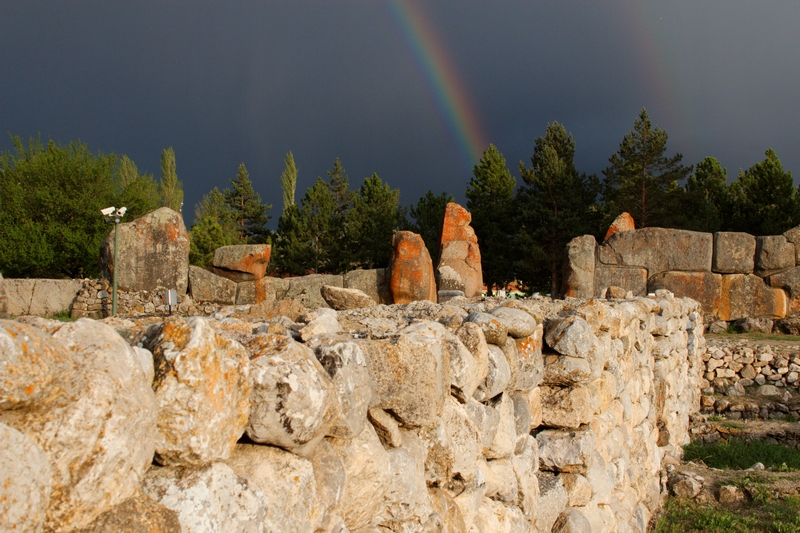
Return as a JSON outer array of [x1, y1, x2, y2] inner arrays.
[[539, 385, 593, 429], [344, 268, 392, 304], [598, 227, 713, 275], [755, 235, 795, 275], [603, 212, 635, 241], [783, 225, 800, 264], [237, 274, 343, 307], [3, 278, 82, 317], [713, 232, 755, 274], [561, 235, 596, 299], [0, 423, 51, 533], [436, 203, 483, 298], [388, 231, 437, 304], [718, 274, 788, 320], [648, 271, 722, 317], [594, 266, 647, 298], [212, 244, 271, 282], [188, 265, 237, 304], [769, 266, 800, 316], [100, 207, 190, 294]]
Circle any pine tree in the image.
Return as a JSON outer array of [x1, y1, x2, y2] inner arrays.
[[682, 157, 730, 233], [159, 147, 184, 212], [324, 158, 356, 272], [346, 173, 403, 269], [466, 144, 516, 294], [280, 151, 297, 214], [115, 155, 161, 218], [602, 109, 691, 228], [189, 187, 239, 266], [516, 122, 601, 295], [224, 163, 271, 243], [407, 190, 454, 265]]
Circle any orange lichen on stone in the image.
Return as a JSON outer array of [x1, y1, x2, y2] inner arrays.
[[604, 212, 635, 242], [436, 203, 483, 298], [388, 231, 436, 304]]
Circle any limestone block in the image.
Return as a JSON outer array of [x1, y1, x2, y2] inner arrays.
[[235, 276, 284, 305], [604, 212, 636, 241], [388, 231, 437, 304], [485, 393, 517, 460], [212, 244, 271, 282], [648, 271, 722, 317], [482, 459, 518, 502], [492, 306, 538, 338], [474, 498, 529, 533], [562, 235, 597, 299], [540, 385, 593, 429], [225, 444, 322, 533], [535, 473, 569, 533], [379, 445, 431, 530], [718, 274, 788, 320], [313, 337, 373, 439], [100, 207, 190, 294], [358, 330, 449, 427], [344, 268, 392, 305], [0, 320, 69, 409], [144, 317, 251, 466], [542, 354, 593, 386], [769, 266, 800, 315], [510, 391, 532, 440], [0, 423, 51, 533], [784, 225, 800, 264], [457, 322, 490, 387], [142, 462, 267, 533], [713, 232, 756, 274], [585, 452, 615, 504], [246, 333, 337, 455], [329, 424, 393, 531], [598, 227, 713, 275], [474, 344, 511, 401], [511, 435, 540, 520], [442, 397, 481, 480], [308, 440, 347, 529], [446, 330, 482, 401], [536, 427, 596, 473], [188, 265, 237, 304], [75, 492, 181, 533], [545, 316, 602, 360], [755, 235, 795, 274], [552, 508, 593, 533], [561, 473, 593, 507], [465, 311, 508, 346], [284, 274, 345, 308], [321, 285, 376, 310], [465, 398, 500, 454], [299, 310, 343, 341], [417, 419, 455, 488], [1, 320, 158, 531], [436, 202, 483, 298], [428, 488, 468, 533], [500, 335, 521, 390], [526, 387, 543, 429], [514, 330, 544, 391], [3, 278, 82, 317], [594, 266, 648, 298]]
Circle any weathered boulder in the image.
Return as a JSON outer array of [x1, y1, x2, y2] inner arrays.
[[246, 333, 338, 456], [321, 285, 376, 310], [225, 444, 322, 533], [604, 212, 635, 241], [648, 271, 722, 317], [594, 266, 648, 298], [553, 508, 593, 533], [212, 244, 271, 282], [0, 422, 51, 533], [2, 278, 82, 317], [713, 232, 756, 274], [445, 330, 483, 402], [142, 462, 267, 533], [598, 227, 713, 275], [187, 265, 237, 304], [562, 235, 596, 299], [718, 274, 788, 320], [74, 492, 181, 533], [358, 328, 449, 427], [100, 207, 190, 294], [143, 317, 251, 466], [436, 202, 483, 298], [474, 344, 511, 401], [1, 320, 158, 531], [492, 306, 537, 338], [514, 331, 544, 391], [465, 311, 508, 346], [769, 266, 800, 315], [344, 268, 392, 304], [388, 231, 437, 304]]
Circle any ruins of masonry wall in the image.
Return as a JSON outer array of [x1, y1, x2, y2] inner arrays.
[[562, 220, 800, 323], [1, 289, 704, 533]]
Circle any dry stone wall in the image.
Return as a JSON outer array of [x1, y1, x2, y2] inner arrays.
[[563, 224, 800, 323], [1, 290, 704, 533]]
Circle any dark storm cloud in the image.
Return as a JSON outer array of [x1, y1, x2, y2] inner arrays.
[[2, 1, 799, 227]]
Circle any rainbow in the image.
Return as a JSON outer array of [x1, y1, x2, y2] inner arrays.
[[386, 0, 488, 172]]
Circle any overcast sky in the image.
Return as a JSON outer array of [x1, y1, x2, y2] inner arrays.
[[2, 1, 799, 227]]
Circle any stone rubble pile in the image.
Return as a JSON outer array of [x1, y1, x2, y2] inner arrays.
[[1, 289, 703, 533]]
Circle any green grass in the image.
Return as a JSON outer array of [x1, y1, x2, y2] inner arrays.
[[46, 310, 78, 322], [655, 494, 800, 533], [684, 438, 800, 470], [708, 330, 800, 342]]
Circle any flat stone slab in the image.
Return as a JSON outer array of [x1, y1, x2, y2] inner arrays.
[[213, 244, 271, 282], [598, 227, 713, 275]]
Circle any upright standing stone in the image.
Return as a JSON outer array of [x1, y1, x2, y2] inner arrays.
[[100, 207, 190, 294], [561, 235, 596, 299], [603, 212, 635, 241], [436, 203, 483, 298], [388, 231, 437, 304], [212, 244, 271, 282]]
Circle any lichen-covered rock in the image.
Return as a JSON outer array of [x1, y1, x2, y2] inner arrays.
[[0, 320, 69, 409], [142, 462, 267, 533], [0, 422, 51, 533], [246, 333, 338, 456], [598, 227, 713, 275], [514, 330, 544, 391], [74, 492, 182, 533], [769, 266, 800, 315], [755, 235, 795, 274], [188, 265, 237, 304], [718, 274, 788, 320], [225, 444, 322, 533], [100, 207, 190, 294], [604, 212, 635, 241], [562, 235, 597, 299], [713, 232, 756, 274], [492, 306, 537, 338], [465, 311, 508, 346], [388, 231, 437, 304], [456, 322, 490, 385], [212, 244, 271, 282], [144, 317, 251, 466], [1, 320, 158, 531], [436, 202, 483, 298], [648, 271, 722, 317], [321, 285, 376, 310]]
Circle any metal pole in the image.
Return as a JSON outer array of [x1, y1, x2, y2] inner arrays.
[[112, 220, 118, 316]]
